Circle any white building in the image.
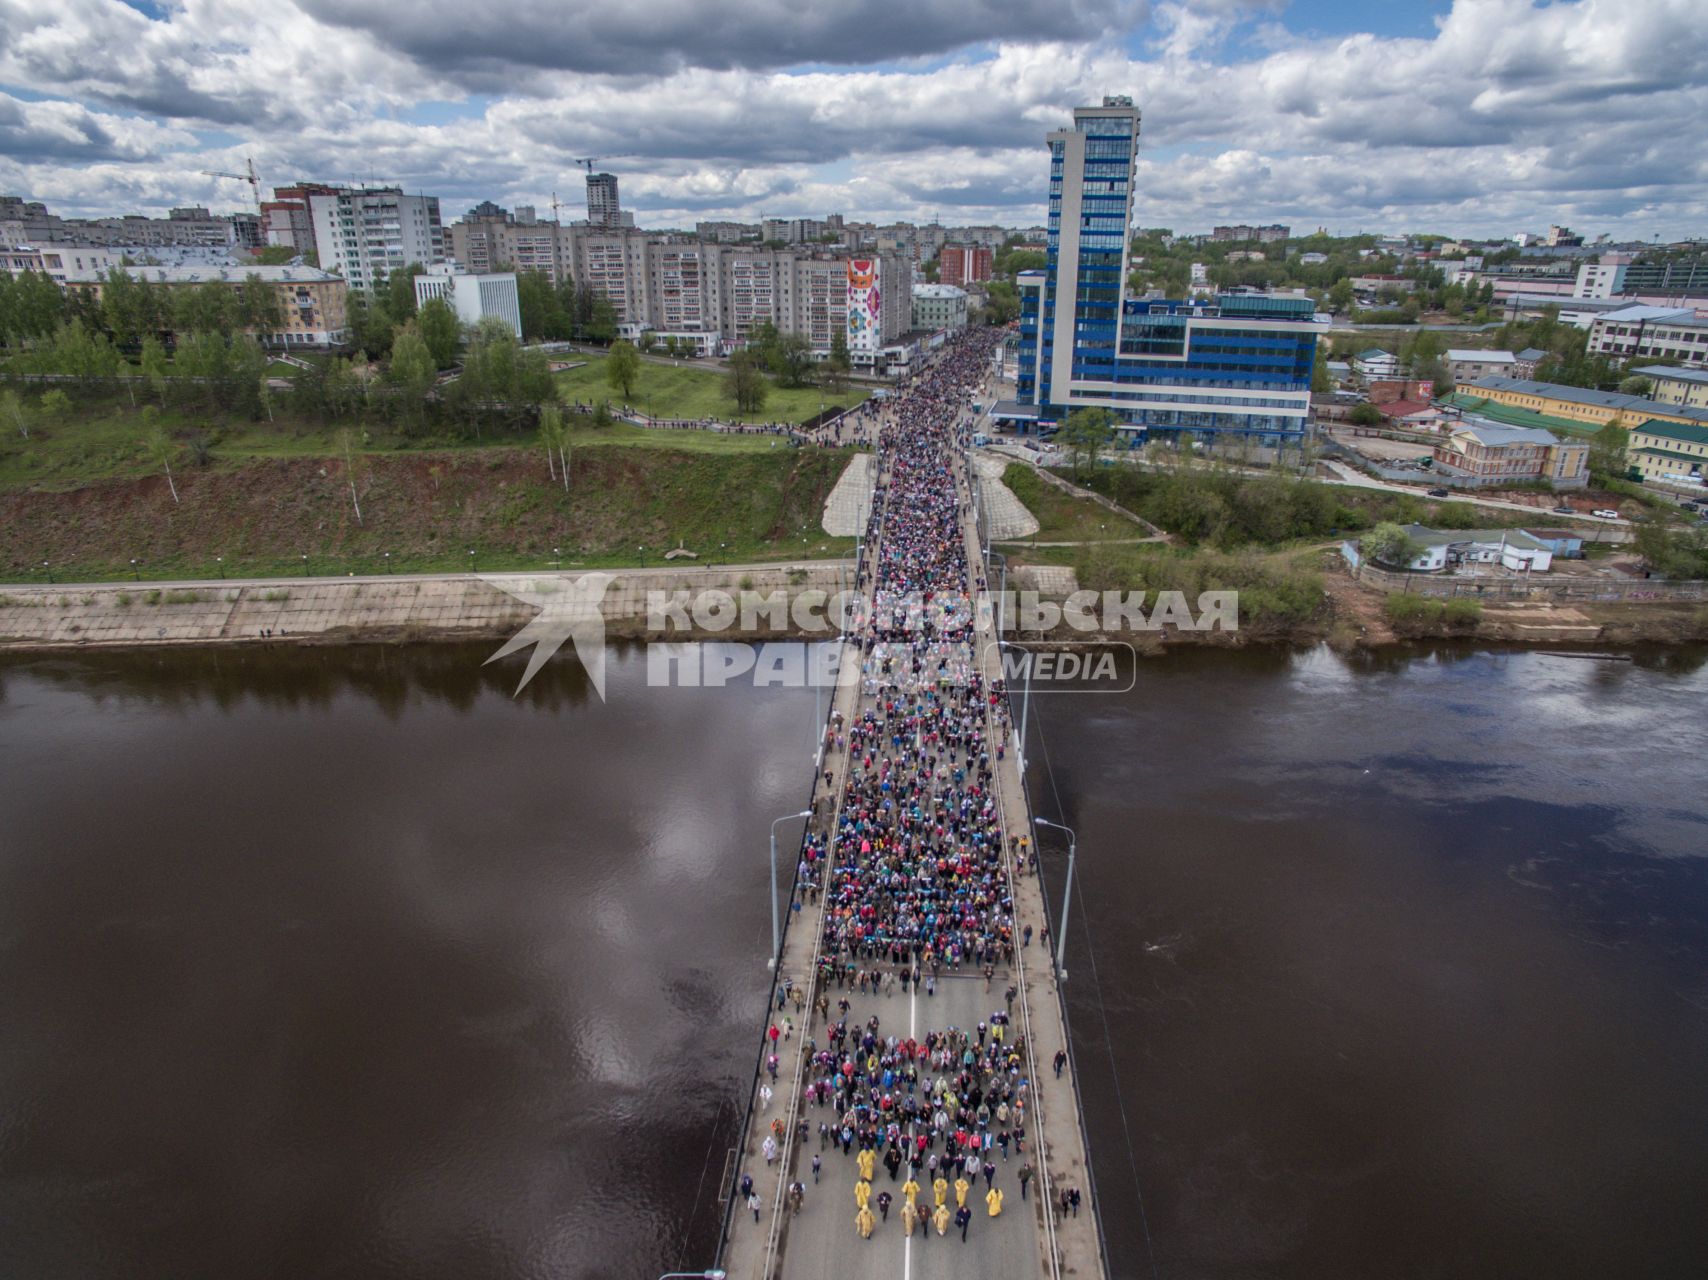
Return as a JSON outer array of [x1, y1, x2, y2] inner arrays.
[[911, 283, 969, 330], [0, 243, 125, 284], [414, 267, 521, 338], [1587, 304, 1708, 368], [1353, 348, 1399, 379], [310, 187, 445, 293], [1445, 349, 1518, 383]]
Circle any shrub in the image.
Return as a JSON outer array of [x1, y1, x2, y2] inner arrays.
[[1384, 593, 1444, 626], [1443, 598, 1482, 627]]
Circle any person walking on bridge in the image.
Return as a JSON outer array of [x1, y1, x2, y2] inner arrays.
[[955, 1204, 973, 1241], [933, 1174, 949, 1208], [954, 1174, 970, 1209], [854, 1178, 871, 1212], [986, 1186, 1004, 1218], [856, 1204, 876, 1239]]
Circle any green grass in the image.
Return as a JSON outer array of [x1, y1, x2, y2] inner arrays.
[[999, 464, 1144, 543], [1, 438, 860, 584], [556, 354, 868, 425], [0, 390, 844, 493]]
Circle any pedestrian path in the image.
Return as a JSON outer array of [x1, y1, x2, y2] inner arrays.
[[971, 454, 1041, 540], [822, 454, 877, 537]]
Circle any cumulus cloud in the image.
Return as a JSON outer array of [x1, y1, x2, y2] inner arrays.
[[1, 0, 1706, 238]]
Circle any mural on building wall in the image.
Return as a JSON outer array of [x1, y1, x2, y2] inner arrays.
[[847, 258, 881, 353]]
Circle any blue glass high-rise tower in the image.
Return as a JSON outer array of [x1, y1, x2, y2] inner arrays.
[[1012, 96, 1324, 445]]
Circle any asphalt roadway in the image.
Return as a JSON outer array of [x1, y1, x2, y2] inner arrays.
[[775, 973, 1043, 1280]]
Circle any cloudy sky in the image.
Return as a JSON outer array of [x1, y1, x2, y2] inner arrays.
[[2, 0, 1705, 239]]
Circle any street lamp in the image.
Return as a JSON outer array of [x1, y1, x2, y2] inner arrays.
[[1034, 816, 1077, 982], [997, 638, 1033, 776], [384, 552, 391, 573], [130, 558, 140, 581], [215, 556, 224, 579], [302, 553, 309, 577], [469, 548, 476, 573], [42, 560, 52, 584], [767, 809, 811, 970]]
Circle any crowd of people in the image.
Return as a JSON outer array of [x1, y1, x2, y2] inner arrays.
[[739, 327, 1084, 1250]]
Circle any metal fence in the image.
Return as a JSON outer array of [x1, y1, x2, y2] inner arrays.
[[1351, 560, 1708, 602]]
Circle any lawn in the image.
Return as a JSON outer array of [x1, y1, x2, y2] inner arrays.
[[1000, 463, 1146, 543], [556, 354, 869, 425], [0, 442, 859, 584]]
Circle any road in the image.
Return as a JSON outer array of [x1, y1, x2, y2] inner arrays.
[[776, 975, 1041, 1278]]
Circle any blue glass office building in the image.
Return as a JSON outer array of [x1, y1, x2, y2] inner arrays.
[[1012, 97, 1324, 444]]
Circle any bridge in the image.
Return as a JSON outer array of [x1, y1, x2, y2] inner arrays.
[[712, 331, 1109, 1280]]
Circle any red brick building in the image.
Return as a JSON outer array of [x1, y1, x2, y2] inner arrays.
[[938, 244, 993, 287]]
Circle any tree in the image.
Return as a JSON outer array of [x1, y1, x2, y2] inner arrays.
[[383, 264, 424, 322], [237, 274, 284, 337], [1, 389, 30, 439], [1348, 402, 1383, 427], [139, 335, 170, 406], [1327, 278, 1354, 314], [826, 328, 852, 396], [142, 412, 180, 504], [1057, 407, 1116, 477], [1363, 521, 1421, 568], [416, 297, 461, 368], [100, 268, 161, 348], [250, 245, 299, 266], [766, 331, 815, 387], [387, 323, 437, 429], [1311, 344, 1334, 393], [516, 269, 569, 342], [39, 388, 71, 426], [726, 348, 769, 415], [606, 338, 641, 400], [538, 403, 570, 490], [1618, 375, 1654, 397], [1588, 419, 1629, 483]]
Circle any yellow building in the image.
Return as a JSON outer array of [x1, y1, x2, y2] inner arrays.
[[1456, 376, 1708, 433], [62, 264, 348, 347], [1628, 419, 1708, 486]]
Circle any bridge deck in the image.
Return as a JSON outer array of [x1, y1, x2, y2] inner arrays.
[[717, 353, 1107, 1280]]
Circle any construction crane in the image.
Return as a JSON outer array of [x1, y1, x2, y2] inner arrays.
[[202, 157, 262, 214], [572, 158, 600, 174]]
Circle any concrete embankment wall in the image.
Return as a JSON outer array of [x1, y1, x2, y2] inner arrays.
[[0, 562, 853, 650]]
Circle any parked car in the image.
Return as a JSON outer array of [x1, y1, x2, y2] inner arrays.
[[1427, 487, 1450, 498], [1592, 508, 1622, 519], [1552, 504, 1575, 515]]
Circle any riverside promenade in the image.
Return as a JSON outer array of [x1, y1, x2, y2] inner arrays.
[[716, 332, 1108, 1280]]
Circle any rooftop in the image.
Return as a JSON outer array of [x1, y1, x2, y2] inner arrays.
[[1450, 421, 1563, 448], [1631, 418, 1708, 448], [912, 283, 969, 299], [1632, 364, 1708, 385], [1399, 524, 1551, 550], [1447, 348, 1515, 363], [63, 263, 341, 284], [1464, 376, 1708, 425]]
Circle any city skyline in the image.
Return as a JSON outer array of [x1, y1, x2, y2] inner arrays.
[[1, 0, 1706, 238]]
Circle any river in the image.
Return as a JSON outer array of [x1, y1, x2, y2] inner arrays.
[[2, 641, 1706, 1278]]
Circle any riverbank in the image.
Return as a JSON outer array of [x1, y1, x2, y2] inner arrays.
[[0, 562, 854, 649], [3, 558, 1703, 653]]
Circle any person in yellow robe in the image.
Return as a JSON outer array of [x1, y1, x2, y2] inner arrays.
[[986, 1186, 1004, 1217], [854, 1179, 871, 1210], [902, 1176, 921, 1210], [933, 1203, 950, 1236], [856, 1148, 876, 1181], [933, 1175, 949, 1207], [954, 1176, 971, 1208], [856, 1205, 875, 1239]]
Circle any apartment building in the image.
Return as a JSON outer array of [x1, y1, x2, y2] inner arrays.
[[1445, 349, 1520, 383], [938, 244, 993, 287], [1587, 305, 1708, 368], [308, 187, 445, 292], [1211, 224, 1290, 243], [0, 243, 125, 283], [912, 283, 970, 329], [62, 263, 348, 345], [586, 173, 622, 228], [1455, 376, 1708, 432]]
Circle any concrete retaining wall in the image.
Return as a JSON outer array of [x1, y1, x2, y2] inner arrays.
[[0, 562, 853, 649]]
